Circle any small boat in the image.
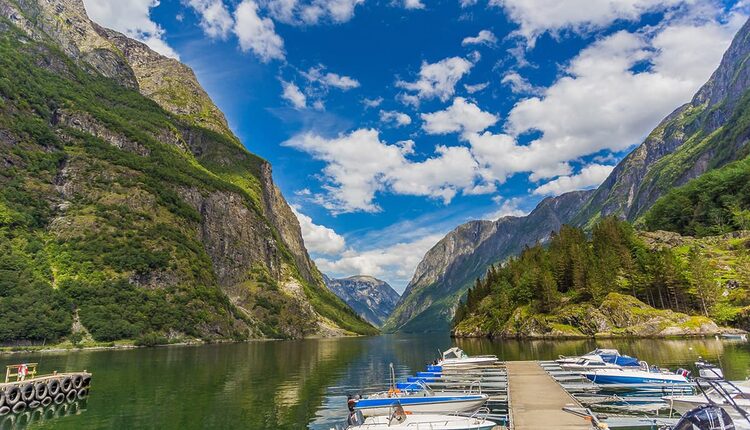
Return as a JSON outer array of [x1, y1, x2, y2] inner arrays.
[[664, 379, 750, 423], [719, 333, 748, 341], [582, 362, 690, 385], [353, 394, 489, 417], [696, 358, 724, 380], [339, 405, 497, 430], [436, 348, 498, 368]]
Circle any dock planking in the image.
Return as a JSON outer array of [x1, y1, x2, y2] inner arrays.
[[506, 361, 590, 430]]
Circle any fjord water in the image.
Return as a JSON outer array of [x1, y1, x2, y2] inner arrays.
[[8, 335, 750, 429]]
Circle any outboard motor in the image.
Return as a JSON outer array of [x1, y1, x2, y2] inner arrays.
[[671, 405, 735, 430], [346, 395, 364, 426]]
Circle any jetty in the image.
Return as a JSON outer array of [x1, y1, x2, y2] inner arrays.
[[0, 363, 91, 416], [506, 361, 589, 430]]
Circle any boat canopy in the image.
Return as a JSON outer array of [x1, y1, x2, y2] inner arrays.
[[600, 354, 640, 367], [442, 347, 468, 360]]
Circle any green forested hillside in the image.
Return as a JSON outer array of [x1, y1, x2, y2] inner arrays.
[[452, 217, 750, 337], [0, 15, 374, 345]]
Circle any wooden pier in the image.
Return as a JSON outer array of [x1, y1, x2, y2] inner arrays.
[[506, 361, 590, 430]]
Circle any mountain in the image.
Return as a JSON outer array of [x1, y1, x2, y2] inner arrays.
[[0, 0, 375, 344], [388, 17, 750, 333], [323, 275, 400, 326], [382, 190, 593, 333], [572, 17, 750, 227]]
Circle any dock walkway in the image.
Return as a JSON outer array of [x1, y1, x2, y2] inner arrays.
[[506, 361, 590, 430]]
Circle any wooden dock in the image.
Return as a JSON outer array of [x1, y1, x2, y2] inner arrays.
[[506, 361, 590, 430]]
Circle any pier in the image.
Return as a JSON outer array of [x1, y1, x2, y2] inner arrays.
[[506, 361, 589, 430]]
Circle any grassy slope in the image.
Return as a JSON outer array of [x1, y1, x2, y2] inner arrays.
[[0, 24, 373, 343]]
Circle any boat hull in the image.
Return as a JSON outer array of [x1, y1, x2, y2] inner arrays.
[[350, 414, 497, 430], [583, 371, 688, 385], [664, 396, 750, 422], [354, 396, 488, 417]]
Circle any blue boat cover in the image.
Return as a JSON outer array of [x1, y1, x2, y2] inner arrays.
[[395, 382, 425, 391], [355, 395, 484, 408], [427, 365, 442, 372], [600, 354, 640, 367]]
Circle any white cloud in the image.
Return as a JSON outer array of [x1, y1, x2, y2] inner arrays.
[[184, 0, 234, 39], [266, 0, 364, 25], [533, 164, 615, 196], [460, 0, 477, 7], [421, 97, 498, 137], [316, 233, 444, 291], [283, 129, 482, 213], [483, 197, 527, 220], [491, 0, 686, 44], [462, 30, 497, 46], [234, 0, 285, 62], [83, 0, 180, 58], [292, 207, 346, 255], [397, 57, 473, 105], [380, 110, 412, 127], [464, 82, 489, 93], [362, 97, 384, 108], [302, 66, 360, 90], [401, 0, 426, 9], [501, 72, 541, 95], [281, 80, 307, 108]]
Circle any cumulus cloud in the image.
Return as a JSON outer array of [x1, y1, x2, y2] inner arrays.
[[533, 164, 615, 196], [234, 0, 285, 62], [397, 57, 474, 105], [315, 233, 444, 290], [420, 97, 499, 135], [491, 0, 686, 44], [83, 0, 180, 58], [380, 110, 413, 127], [184, 0, 234, 39], [283, 129, 482, 213], [462, 30, 498, 46], [302, 66, 360, 90], [292, 207, 346, 255], [265, 0, 364, 25], [421, 97, 498, 137], [281, 80, 307, 108], [482, 197, 527, 220]]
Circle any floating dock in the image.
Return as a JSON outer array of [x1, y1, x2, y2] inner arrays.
[[506, 361, 590, 430]]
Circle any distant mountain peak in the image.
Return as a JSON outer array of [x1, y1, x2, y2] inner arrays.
[[325, 275, 400, 327]]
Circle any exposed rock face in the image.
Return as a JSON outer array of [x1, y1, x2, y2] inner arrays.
[[452, 293, 728, 339], [383, 190, 593, 333], [0, 0, 374, 340], [572, 17, 750, 225], [324, 275, 400, 326]]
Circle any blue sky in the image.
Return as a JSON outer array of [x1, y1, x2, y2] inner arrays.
[[85, 0, 748, 292]]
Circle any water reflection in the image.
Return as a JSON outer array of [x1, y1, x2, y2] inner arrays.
[[1, 398, 88, 429], [1, 335, 747, 429]]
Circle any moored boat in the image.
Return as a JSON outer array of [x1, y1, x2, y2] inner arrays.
[[338, 405, 497, 430], [353, 393, 489, 417], [582, 365, 690, 385], [437, 348, 498, 368]]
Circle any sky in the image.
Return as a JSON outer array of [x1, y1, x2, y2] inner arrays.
[[83, 0, 749, 293]]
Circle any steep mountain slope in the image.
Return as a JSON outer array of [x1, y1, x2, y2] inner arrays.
[[382, 190, 592, 333], [572, 17, 750, 226], [0, 0, 374, 343], [323, 275, 400, 326]]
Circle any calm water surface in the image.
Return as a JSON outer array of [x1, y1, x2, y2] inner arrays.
[[4, 335, 750, 429]]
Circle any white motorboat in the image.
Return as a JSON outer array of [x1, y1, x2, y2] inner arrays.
[[663, 380, 750, 423], [437, 348, 498, 368], [559, 355, 627, 372], [339, 406, 497, 430], [582, 362, 690, 385]]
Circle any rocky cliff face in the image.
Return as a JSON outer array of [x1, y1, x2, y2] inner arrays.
[[573, 17, 750, 225], [324, 275, 400, 327], [383, 190, 593, 333], [0, 0, 374, 342]]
